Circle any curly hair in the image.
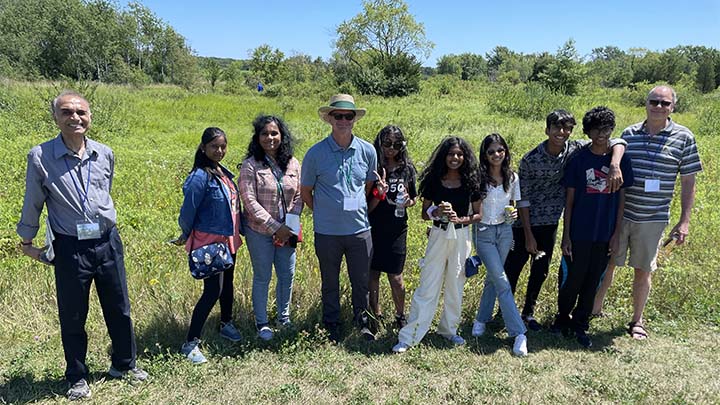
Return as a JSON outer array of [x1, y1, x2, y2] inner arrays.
[[244, 115, 295, 172], [192, 127, 227, 171], [582, 106, 616, 135], [478, 133, 516, 193], [372, 125, 416, 179], [418, 136, 482, 198]]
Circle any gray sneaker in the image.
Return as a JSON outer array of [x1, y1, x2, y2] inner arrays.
[[108, 366, 149, 381], [219, 322, 242, 342], [66, 378, 91, 401], [181, 338, 208, 364]]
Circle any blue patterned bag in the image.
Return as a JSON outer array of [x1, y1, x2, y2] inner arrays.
[[188, 242, 234, 280]]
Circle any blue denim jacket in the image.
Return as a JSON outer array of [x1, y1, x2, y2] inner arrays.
[[178, 166, 237, 239]]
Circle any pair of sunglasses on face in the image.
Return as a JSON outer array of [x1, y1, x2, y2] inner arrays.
[[381, 140, 406, 150], [486, 147, 505, 156], [330, 112, 356, 121], [648, 99, 672, 107]]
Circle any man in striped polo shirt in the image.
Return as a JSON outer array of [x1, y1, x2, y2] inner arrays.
[[593, 85, 703, 340]]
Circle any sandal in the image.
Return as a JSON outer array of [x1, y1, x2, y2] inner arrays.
[[627, 321, 648, 340]]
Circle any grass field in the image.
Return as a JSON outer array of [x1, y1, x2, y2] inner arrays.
[[0, 78, 718, 404]]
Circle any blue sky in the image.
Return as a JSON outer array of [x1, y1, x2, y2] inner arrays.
[[137, 0, 720, 66]]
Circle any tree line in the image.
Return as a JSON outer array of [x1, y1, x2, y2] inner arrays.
[[1, 0, 719, 97]]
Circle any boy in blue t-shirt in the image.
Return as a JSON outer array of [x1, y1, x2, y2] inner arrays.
[[553, 106, 634, 348]]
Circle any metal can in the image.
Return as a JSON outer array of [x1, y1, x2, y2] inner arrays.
[[504, 205, 515, 224]]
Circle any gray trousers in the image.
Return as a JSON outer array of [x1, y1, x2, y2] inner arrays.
[[314, 231, 372, 326]]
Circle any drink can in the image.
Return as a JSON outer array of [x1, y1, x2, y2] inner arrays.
[[504, 205, 515, 224]]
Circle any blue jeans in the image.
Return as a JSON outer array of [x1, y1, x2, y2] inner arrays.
[[245, 227, 296, 326], [474, 223, 527, 337]]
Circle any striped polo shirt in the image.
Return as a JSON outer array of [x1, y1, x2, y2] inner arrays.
[[622, 119, 702, 223]]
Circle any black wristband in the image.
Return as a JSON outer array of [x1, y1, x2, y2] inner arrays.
[[20, 241, 32, 246]]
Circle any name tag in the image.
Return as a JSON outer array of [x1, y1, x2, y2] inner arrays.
[[76, 220, 101, 240], [644, 179, 660, 192], [343, 197, 360, 211]]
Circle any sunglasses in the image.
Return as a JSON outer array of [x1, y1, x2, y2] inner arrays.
[[647, 99, 672, 107], [486, 147, 505, 156], [381, 140, 406, 150], [330, 112, 356, 121]]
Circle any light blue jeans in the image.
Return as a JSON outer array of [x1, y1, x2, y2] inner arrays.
[[473, 223, 527, 337], [245, 227, 296, 326]]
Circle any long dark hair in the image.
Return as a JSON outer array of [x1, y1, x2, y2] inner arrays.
[[372, 125, 415, 178], [478, 133, 515, 192], [192, 127, 227, 171], [244, 115, 294, 172], [418, 136, 482, 198]]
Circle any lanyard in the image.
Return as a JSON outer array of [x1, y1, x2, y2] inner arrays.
[[644, 133, 665, 178], [63, 155, 92, 216], [328, 139, 354, 191], [265, 157, 288, 217]]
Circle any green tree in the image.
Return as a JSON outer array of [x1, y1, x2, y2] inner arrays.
[[531, 39, 584, 95], [249, 44, 285, 85], [333, 0, 433, 96], [204, 59, 223, 89]]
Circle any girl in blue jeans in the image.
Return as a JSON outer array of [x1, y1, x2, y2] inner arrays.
[[472, 133, 528, 356]]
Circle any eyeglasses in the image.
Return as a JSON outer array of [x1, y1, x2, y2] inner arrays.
[[647, 99, 672, 107], [330, 112, 356, 121], [486, 147, 505, 156], [381, 140, 406, 150]]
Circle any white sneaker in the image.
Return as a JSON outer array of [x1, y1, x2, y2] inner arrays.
[[392, 342, 410, 353], [472, 320, 486, 337], [513, 334, 528, 357]]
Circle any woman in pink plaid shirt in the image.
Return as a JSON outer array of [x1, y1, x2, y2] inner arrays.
[[239, 115, 303, 341]]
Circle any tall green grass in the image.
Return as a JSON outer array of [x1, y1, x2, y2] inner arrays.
[[0, 78, 718, 404]]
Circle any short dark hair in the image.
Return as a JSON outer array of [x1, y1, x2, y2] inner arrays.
[[582, 106, 616, 135], [546, 109, 576, 129]]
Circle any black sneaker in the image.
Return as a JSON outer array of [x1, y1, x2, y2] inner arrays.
[[360, 326, 376, 341], [67, 378, 91, 401], [326, 323, 342, 343], [395, 314, 407, 329], [523, 315, 542, 331], [549, 322, 571, 338], [575, 330, 593, 348]]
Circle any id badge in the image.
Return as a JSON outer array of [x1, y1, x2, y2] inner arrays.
[[343, 197, 360, 211], [76, 220, 101, 240], [644, 179, 660, 192]]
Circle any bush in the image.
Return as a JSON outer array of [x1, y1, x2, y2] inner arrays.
[[486, 82, 571, 120]]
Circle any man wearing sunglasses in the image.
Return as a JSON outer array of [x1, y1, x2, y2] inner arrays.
[[593, 85, 702, 340], [301, 94, 378, 342]]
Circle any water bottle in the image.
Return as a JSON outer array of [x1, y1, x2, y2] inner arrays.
[[394, 190, 406, 217]]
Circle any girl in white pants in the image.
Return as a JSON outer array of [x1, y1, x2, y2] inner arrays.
[[393, 136, 483, 353]]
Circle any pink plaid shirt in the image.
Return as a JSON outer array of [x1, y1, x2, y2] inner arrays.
[[239, 156, 302, 235]]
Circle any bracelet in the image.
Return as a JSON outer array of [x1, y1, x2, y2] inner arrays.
[[372, 187, 386, 200], [20, 241, 32, 246]]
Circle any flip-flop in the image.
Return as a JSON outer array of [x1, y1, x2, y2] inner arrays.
[[627, 321, 648, 340]]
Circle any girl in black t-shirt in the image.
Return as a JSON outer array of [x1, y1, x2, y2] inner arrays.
[[368, 126, 417, 330], [392, 136, 483, 353]]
